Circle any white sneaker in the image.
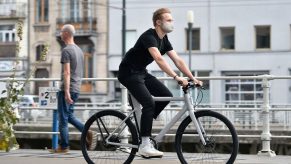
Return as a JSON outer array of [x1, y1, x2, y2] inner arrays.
[[138, 143, 163, 158]]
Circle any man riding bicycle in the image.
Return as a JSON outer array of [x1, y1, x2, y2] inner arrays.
[[117, 8, 203, 158]]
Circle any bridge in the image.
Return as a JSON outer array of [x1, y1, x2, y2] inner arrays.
[[12, 105, 291, 151], [2, 75, 291, 163]]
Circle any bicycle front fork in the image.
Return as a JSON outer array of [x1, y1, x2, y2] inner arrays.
[[188, 111, 207, 145]]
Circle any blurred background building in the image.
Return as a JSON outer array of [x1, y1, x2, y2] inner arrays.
[[108, 0, 291, 106], [1, 0, 291, 106], [2, 0, 291, 153], [27, 0, 108, 103], [0, 0, 28, 94], [0, 0, 28, 78]]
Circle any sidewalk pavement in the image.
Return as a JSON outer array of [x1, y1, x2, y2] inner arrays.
[[1, 149, 291, 164]]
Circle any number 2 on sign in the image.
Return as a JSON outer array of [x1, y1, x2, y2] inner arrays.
[[44, 92, 49, 99]]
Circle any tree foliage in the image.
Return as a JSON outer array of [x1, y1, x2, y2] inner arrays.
[[0, 21, 49, 152]]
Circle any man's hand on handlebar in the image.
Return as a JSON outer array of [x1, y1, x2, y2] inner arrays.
[[175, 76, 188, 87], [193, 79, 203, 87]]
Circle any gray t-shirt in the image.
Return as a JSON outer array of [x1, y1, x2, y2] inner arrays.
[[60, 44, 84, 93]]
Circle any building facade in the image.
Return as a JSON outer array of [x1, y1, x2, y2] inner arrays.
[[0, 0, 28, 78], [0, 0, 28, 94], [108, 0, 291, 105], [28, 0, 108, 101]]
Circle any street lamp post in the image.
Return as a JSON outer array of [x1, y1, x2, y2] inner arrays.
[[187, 11, 194, 71], [122, 0, 126, 58]]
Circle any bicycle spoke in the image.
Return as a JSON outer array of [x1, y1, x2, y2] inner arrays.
[[98, 116, 110, 135], [175, 110, 238, 164], [81, 110, 138, 164], [96, 117, 107, 145]]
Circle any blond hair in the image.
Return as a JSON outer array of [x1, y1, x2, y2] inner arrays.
[[152, 8, 171, 27]]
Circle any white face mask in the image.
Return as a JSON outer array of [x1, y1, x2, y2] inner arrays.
[[161, 21, 174, 33]]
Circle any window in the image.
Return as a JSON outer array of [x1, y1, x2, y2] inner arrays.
[[196, 71, 210, 104], [0, 25, 15, 42], [35, 68, 49, 94], [220, 27, 235, 50], [35, 0, 49, 23], [112, 71, 121, 99], [151, 71, 181, 97], [0, 31, 15, 42], [187, 71, 211, 104], [126, 30, 137, 52], [70, 0, 80, 22], [186, 28, 200, 51], [36, 44, 45, 61], [84, 52, 93, 79], [224, 72, 268, 105], [0, 25, 16, 57], [78, 45, 93, 80], [255, 26, 270, 49]]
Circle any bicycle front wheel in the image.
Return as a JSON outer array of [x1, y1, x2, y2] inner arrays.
[[81, 110, 139, 164], [175, 110, 239, 164]]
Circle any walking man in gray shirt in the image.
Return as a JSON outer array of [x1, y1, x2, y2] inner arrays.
[[52, 24, 93, 153]]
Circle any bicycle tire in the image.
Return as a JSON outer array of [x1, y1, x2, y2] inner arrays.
[[81, 110, 139, 164], [175, 110, 239, 164]]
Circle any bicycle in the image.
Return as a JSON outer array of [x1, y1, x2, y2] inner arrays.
[[81, 81, 239, 164]]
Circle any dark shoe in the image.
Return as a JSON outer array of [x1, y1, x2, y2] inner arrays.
[[49, 147, 69, 154], [86, 130, 97, 150]]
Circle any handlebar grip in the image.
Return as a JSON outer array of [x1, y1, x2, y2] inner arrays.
[[178, 81, 183, 85], [195, 83, 201, 87]]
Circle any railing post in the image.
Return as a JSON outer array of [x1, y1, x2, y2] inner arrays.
[[120, 84, 128, 113], [258, 75, 276, 157], [120, 84, 129, 145]]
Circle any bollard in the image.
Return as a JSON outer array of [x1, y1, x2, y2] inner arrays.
[[258, 75, 276, 157], [52, 109, 58, 150], [51, 81, 59, 150]]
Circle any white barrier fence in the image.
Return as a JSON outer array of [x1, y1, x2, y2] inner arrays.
[[1, 75, 291, 156]]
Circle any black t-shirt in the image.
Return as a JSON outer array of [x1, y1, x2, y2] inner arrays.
[[118, 28, 173, 78]]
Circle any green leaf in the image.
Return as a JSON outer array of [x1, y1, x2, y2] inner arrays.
[[1, 90, 6, 94]]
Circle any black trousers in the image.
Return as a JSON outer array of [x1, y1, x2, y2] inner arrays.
[[118, 73, 173, 137]]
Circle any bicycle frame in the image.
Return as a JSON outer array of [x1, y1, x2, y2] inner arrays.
[[105, 89, 207, 148], [151, 92, 207, 145]]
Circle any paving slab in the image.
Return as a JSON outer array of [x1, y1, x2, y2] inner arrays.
[[0, 149, 290, 164]]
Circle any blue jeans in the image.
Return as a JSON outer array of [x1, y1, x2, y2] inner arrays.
[[57, 91, 84, 149]]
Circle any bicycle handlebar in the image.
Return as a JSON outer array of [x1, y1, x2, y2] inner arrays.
[[180, 79, 205, 92]]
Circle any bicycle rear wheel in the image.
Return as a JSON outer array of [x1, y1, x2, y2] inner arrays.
[[175, 110, 239, 164], [81, 110, 139, 164]]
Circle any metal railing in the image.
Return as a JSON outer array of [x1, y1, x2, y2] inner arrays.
[[1, 75, 291, 156]]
